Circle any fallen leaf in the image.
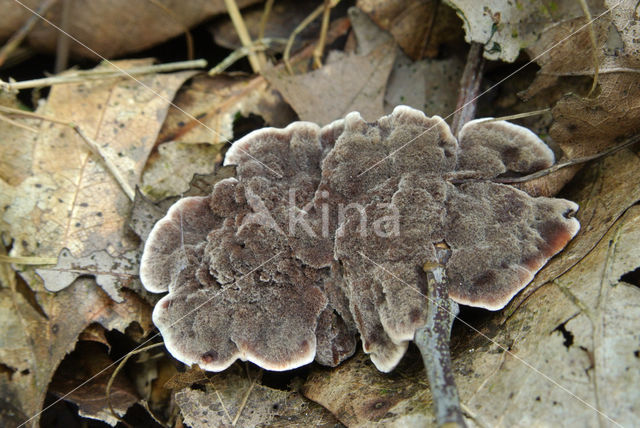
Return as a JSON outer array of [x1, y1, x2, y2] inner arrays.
[[174, 366, 339, 428], [0, 269, 152, 427], [156, 74, 296, 146], [1, 60, 195, 259], [303, 350, 435, 426], [264, 41, 396, 125], [445, 0, 605, 62], [357, 0, 464, 59], [48, 341, 139, 426], [455, 206, 640, 427], [0, 0, 261, 59], [345, 6, 464, 118], [36, 248, 140, 303]]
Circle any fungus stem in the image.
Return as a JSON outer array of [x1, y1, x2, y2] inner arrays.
[[414, 245, 466, 427]]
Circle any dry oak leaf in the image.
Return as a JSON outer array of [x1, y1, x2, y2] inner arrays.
[[0, 60, 195, 259], [0, 0, 261, 59]]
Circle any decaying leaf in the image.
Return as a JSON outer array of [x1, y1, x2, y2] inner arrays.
[[36, 248, 140, 303], [0, 271, 152, 427], [1, 60, 195, 259], [454, 207, 640, 427], [357, 0, 464, 59], [48, 341, 139, 426], [156, 74, 296, 146], [0, 0, 261, 59], [445, 0, 605, 62], [264, 41, 396, 125], [174, 366, 338, 428], [142, 73, 294, 201]]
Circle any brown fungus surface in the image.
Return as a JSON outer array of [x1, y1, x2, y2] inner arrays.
[[140, 106, 579, 373]]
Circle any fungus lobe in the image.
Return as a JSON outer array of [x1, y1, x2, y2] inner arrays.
[[140, 106, 579, 373]]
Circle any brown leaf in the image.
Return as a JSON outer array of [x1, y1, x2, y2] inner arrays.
[[303, 350, 435, 426], [357, 0, 464, 59], [347, 6, 464, 117], [157, 74, 296, 145], [211, 0, 322, 52], [0, 0, 261, 59], [174, 366, 338, 428], [264, 41, 397, 125], [0, 60, 195, 259], [0, 267, 152, 427], [48, 341, 139, 426]]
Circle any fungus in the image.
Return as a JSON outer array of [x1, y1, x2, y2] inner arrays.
[[140, 106, 579, 424]]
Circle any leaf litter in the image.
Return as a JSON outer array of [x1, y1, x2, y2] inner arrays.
[[0, 0, 639, 426]]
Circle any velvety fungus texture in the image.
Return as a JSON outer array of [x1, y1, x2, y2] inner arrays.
[[140, 106, 579, 373]]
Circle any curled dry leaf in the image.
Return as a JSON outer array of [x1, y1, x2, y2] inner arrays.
[[48, 341, 139, 426]]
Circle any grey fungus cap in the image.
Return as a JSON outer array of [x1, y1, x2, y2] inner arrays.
[[140, 106, 579, 373]]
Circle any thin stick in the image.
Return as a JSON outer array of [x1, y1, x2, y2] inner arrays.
[[0, 112, 39, 133], [1, 59, 207, 92], [312, 0, 334, 69], [232, 368, 262, 426], [451, 42, 485, 137], [106, 343, 165, 426], [258, 0, 275, 41], [54, 0, 72, 73], [208, 38, 286, 76], [414, 244, 466, 427], [140, 400, 169, 428], [578, 0, 599, 96], [0, 105, 135, 201], [283, 3, 325, 74], [0, 254, 58, 265], [0, 0, 57, 67], [223, 0, 266, 73], [487, 108, 550, 123], [72, 124, 135, 201]]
